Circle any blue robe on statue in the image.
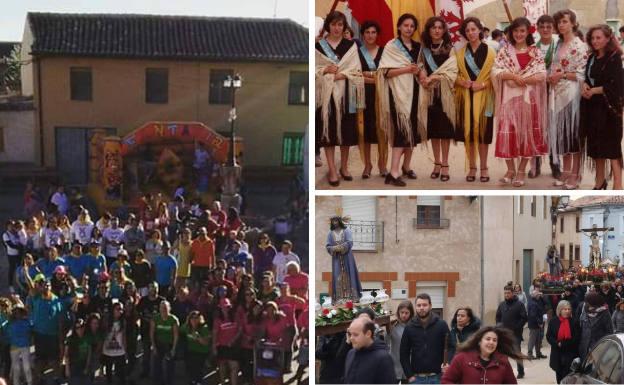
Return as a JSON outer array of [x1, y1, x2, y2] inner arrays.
[[326, 228, 362, 304]]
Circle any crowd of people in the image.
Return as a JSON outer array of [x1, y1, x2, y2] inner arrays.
[[318, 278, 624, 384], [1, 184, 309, 385], [315, 9, 624, 189]]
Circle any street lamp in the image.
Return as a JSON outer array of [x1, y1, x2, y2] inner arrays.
[[223, 74, 242, 166]]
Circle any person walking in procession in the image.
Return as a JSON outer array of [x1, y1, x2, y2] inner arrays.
[[400, 293, 450, 384], [344, 318, 396, 384], [496, 285, 528, 378], [547, 300, 580, 383]]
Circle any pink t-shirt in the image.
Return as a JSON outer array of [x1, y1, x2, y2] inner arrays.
[[263, 316, 288, 346], [214, 319, 239, 347], [284, 272, 309, 301], [240, 316, 259, 350]]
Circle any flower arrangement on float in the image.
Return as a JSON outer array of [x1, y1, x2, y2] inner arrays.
[[315, 289, 391, 327], [315, 300, 387, 327]]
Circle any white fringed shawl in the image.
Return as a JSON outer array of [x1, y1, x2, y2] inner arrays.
[[315, 43, 365, 145], [548, 37, 588, 161], [492, 45, 548, 157], [416, 51, 458, 140], [377, 38, 418, 146]]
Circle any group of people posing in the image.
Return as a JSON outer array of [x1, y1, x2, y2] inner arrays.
[[318, 279, 624, 384], [1, 188, 309, 385], [315, 9, 624, 189]]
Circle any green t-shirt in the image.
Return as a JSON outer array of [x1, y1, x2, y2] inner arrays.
[[154, 314, 179, 345], [65, 334, 91, 370], [181, 324, 211, 354]]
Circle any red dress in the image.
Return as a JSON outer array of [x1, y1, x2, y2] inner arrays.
[[494, 52, 548, 159]]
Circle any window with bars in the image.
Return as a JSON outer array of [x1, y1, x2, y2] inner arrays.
[[576, 216, 580, 232], [575, 245, 580, 261], [70, 67, 92, 101], [560, 217, 565, 233], [560, 245, 565, 260], [288, 71, 308, 105], [531, 197, 536, 217], [145, 68, 168, 104], [281, 133, 304, 166], [209, 69, 234, 104]]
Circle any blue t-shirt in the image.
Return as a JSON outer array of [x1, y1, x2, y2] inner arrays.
[[36, 257, 66, 278], [110, 261, 132, 276], [87, 254, 107, 278], [65, 254, 90, 279], [5, 319, 32, 348], [15, 265, 40, 286], [154, 255, 177, 286], [30, 294, 64, 335]]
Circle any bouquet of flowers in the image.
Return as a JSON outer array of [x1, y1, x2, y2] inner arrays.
[[588, 269, 606, 284], [315, 301, 386, 327]]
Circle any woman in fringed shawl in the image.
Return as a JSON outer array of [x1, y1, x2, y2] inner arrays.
[[417, 16, 458, 182], [377, 13, 423, 187], [492, 17, 548, 188], [357, 20, 388, 179], [548, 9, 588, 190], [315, 11, 365, 187], [581, 25, 624, 190], [455, 17, 496, 183]]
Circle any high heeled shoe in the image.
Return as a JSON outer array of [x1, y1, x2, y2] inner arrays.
[[362, 165, 372, 179], [480, 168, 490, 183], [384, 173, 407, 187], [339, 169, 353, 181], [564, 174, 580, 190], [466, 167, 477, 182], [327, 174, 340, 187], [499, 170, 516, 184], [512, 171, 526, 188], [593, 180, 608, 190], [430, 163, 442, 179], [440, 165, 450, 182]]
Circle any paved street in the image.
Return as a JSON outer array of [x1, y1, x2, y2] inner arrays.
[[517, 338, 557, 385], [315, 145, 616, 190]]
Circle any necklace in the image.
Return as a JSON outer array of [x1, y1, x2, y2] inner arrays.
[[430, 42, 443, 54]]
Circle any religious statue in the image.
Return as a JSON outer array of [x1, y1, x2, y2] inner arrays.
[[326, 215, 362, 305], [545, 245, 563, 276], [581, 224, 612, 269]]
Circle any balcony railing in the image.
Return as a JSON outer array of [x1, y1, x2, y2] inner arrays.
[[348, 220, 384, 252], [413, 217, 450, 229]]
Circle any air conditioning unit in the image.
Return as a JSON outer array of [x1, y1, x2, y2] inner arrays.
[[392, 288, 408, 299]]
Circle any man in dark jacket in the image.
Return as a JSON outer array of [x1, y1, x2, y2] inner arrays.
[[562, 286, 580, 314], [527, 289, 547, 359], [400, 293, 450, 384], [344, 318, 396, 384], [496, 285, 528, 378], [316, 331, 350, 384]]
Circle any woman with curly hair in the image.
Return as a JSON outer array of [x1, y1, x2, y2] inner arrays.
[[442, 326, 526, 384]]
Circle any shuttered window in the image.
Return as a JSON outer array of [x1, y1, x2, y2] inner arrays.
[[342, 196, 377, 251]]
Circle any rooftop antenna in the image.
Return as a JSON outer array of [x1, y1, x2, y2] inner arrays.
[[273, 0, 278, 18]]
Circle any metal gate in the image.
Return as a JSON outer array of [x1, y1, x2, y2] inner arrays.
[[55, 127, 115, 185]]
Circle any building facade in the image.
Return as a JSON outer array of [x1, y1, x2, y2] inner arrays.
[[512, 196, 554, 293], [554, 205, 583, 269], [18, 13, 308, 182]]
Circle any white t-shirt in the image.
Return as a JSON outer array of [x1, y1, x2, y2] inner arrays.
[[102, 321, 126, 357], [272, 251, 300, 283], [43, 228, 64, 248], [2, 231, 20, 256], [71, 221, 94, 245], [103, 227, 125, 258], [50, 192, 69, 215]]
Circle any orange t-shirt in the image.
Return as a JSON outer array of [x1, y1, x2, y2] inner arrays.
[[190, 238, 215, 268]]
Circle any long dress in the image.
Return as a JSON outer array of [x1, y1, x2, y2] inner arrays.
[[455, 43, 495, 146], [421, 43, 456, 139], [315, 38, 359, 147], [358, 46, 384, 144], [581, 51, 624, 160], [549, 37, 588, 158], [493, 45, 548, 159], [379, 39, 422, 148], [326, 228, 362, 304]]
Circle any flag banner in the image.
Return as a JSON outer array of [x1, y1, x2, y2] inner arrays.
[[436, 0, 466, 42], [522, 0, 547, 33]]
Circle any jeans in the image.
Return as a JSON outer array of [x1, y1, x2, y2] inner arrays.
[[528, 327, 543, 355], [10, 346, 32, 385], [102, 354, 126, 383], [409, 374, 441, 384], [514, 334, 525, 375], [153, 343, 175, 385]]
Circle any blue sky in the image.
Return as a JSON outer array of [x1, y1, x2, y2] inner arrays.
[[0, 0, 309, 41]]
